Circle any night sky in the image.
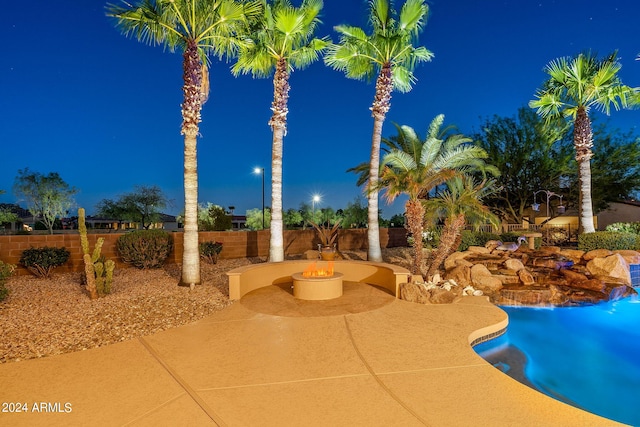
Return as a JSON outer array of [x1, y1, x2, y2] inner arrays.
[[1, 0, 638, 218]]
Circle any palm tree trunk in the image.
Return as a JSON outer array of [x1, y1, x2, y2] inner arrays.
[[367, 117, 383, 262], [405, 198, 425, 275], [270, 126, 284, 262], [574, 107, 595, 233], [268, 58, 290, 262], [367, 63, 393, 262], [178, 41, 202, 286], [427, 213, 465, 279]]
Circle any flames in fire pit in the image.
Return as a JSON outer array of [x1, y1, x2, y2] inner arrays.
[[302, 261, 334, 278]]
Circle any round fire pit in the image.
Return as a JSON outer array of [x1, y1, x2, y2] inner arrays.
[[292, 272, 344, 300]]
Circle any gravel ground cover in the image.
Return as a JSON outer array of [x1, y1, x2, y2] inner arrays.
[[0, 248, 412, 364]]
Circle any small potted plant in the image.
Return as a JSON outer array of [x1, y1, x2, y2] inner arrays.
[[309, 219, 340, 260]]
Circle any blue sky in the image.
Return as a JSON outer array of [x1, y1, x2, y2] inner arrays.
[[1, 0, 639, 218]]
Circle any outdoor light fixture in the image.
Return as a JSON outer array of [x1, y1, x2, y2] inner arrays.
[[312, 194, 321, 215], [533, 190, 564, 218], [254, 167, 265, 229]]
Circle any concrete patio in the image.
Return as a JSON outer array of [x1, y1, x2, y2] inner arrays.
[[0, 281, 625, 426]]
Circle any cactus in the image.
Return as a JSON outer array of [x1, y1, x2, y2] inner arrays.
[[78, 208, 115, 299]]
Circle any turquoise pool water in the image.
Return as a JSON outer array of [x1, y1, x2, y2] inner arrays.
[[474, 295, 640, 426]]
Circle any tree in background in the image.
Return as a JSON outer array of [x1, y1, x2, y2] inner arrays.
[[341, 197, 368, 228], [316, 207, 341, 226], [198, 203, 232, 231], [473, 107, 572, 223], [568, 124, 640, 213], [297, 202, 320, 228], [246, 207, 271, 230], [424, 176, 500, 278], [0, 190, 19, 226], [96, 185, 169, 230], [529, 51, 638, 233], [95, 198, 134, 229], [377, 115, 498, 275], [388, 213, 405, 227], [283, 208, 303, 229], [232, 0, 328, 262], [108, 0, 260, 287], [13, 169, 77, 234], [325, 0, 432, 262]]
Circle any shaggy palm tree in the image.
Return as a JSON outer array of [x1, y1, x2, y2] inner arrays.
[[529, 51, 638, 233], [378, 114, 498, 275], [325, 0, 433, 262], [107, 0, 259, 286], [424, 176, 500, 279], [232, 0, 328, 262]]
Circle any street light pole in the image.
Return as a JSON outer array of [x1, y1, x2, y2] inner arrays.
[[254, 167, 265, 229], [312, 194, 321, 218]]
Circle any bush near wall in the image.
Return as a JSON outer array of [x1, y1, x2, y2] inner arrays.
[[0, 228, 408, 275], [578, 231, 639, 251]]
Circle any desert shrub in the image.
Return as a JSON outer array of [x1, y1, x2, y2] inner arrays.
[[458, 230, 501, 251], [0, 260, 15, 302], [116, 230, 173, 269], [578, 231, 638, 252], [605, 222, 640, 235], [19, 246, 70, 278], [199, 241, 223, 264]]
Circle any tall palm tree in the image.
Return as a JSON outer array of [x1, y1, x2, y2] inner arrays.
[[424, 176, 500, 279], [107, 0, 259, 286], [529, 51, 638, 233], [378, 114, 498, 276], [325, 0, 433, 262], [232, 0, 328, 262]]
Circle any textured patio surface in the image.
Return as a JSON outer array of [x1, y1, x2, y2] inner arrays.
[[0, 281, 626, 426]]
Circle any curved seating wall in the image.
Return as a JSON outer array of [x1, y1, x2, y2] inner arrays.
[[227, 260, 411, 300]]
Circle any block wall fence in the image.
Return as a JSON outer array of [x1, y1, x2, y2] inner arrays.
[[0, 228, 408, 275]]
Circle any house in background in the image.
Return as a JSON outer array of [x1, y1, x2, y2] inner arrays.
[[0, 204, 36, 232], [86, 213, 179, 231], [0, 204, 180, 233], [596, 200, 640, 230], [231, 215, 247, 230]]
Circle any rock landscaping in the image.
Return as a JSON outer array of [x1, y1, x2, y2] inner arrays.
[[401, 244, 638, 306]]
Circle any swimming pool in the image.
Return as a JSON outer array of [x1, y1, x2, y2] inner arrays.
[[474, 295, 640, 426]]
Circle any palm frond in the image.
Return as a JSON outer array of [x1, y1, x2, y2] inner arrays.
[[232, 0, 327, 78], [325, 0, 431, 93]]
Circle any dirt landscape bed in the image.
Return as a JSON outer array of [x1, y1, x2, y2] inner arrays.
[[0, 248, 412, 364]]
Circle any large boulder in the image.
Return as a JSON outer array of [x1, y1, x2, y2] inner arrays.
[[484, 240, 502, 252], [428, 287, 459, 304], [493, 274, 521, 285], [473, 276, 503, 293], [559, 269, 589, 283], [587, 254, 631, 285], [471, 263, 492, 278], [471, 264, 503, 292], [559, 249, 585, 264], [399, 282, 461, 304], [517, 269, 536, 286], [566, 278, 606, 293], [504, 258, 525, 272], [614, 250, 640, 265], [446, 265, 471, 288], [400, 282, 430, 304], [444, 252, 470, 271], [467, 246, 491, 254], [583, 249, 613, 261]]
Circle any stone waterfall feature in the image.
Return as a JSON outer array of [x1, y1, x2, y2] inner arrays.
[[401, 246, 638, 306]]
